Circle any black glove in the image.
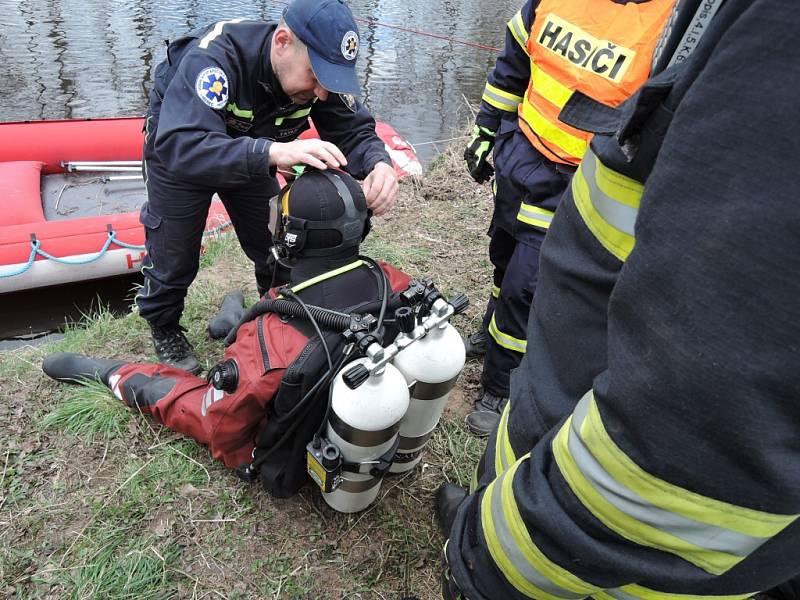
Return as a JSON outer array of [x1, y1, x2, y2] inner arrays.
[[463, 125, 496, 184]]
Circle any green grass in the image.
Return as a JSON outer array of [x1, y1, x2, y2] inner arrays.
[[362, 234, 433, 271], [51, 526, 180, 600], [199, 231, 245, 270], [39, 380, 131, 440]]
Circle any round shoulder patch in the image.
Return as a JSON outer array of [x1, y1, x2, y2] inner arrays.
[[195, 67, 229, 109], [341, 31, 359, 61]]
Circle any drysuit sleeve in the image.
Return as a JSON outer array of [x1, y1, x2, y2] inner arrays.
[[153, 51, 274, 187], [445, 0, 800, 597], [311, 94, 392, 180], [475, 0, 538, 133], [379, 261, 412, 293]]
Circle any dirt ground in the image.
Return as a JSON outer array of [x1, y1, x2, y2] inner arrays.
[[0, 143, 495, 599]]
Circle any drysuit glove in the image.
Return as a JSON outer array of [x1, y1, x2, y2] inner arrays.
[[464, 125, 496, 184]]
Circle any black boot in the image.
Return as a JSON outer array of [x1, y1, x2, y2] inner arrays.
[[436, 482, 468, 538], [207, 290, 246, 339], [466, 391, 508, 437], [150, 324, 201, 375], [42, 352, 124, 385], [462, 328, 487, 359]]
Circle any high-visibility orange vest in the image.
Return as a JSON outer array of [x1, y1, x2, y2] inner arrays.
[[519, 0, 675, 165]]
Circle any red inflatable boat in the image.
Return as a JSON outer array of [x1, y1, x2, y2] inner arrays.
[[0, 117, 420, 293]]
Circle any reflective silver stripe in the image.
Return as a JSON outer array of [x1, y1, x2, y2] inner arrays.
[[410, 375, 459, 400], [604, 590, 642, 600], [329, 412, 399, 447], [582, 152, 638, 236], [508, 10, 530, 51], [568, 397, 769, 558], [482, 84, 521, 112], [199, 18, 246, 49], [517, 204, 554, 229], [488, 472, 586, 599]]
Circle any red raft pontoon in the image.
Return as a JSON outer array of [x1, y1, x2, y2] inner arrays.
[[0, 117, 421, 293]]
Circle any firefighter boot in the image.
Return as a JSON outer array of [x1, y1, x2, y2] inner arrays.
[[42, 352, 124, 385], [466, 392, 508, 437], [150, 324, 201, 375], [462, 328, 487, 359]]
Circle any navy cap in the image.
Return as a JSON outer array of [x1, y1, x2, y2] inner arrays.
[[283, 0, 361, 96]]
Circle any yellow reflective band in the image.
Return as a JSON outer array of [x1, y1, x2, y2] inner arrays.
[[530, 63, 573, 110], [582, 396, 798, 540], [489, 314, 527, 353], [199, 18, 246, 49], [507, 10, 530, 54], [596, 585, 755, 600], [571, 151, 640, 262], [482, 456, 602, 599], [483, 83, 523, 113], [275, 106, 312, 126], [519, 101, 588, 160], [492, 284, 500, 299], [553, 393, 799, 576], [517, 203, 554, 230], [494, 401, 515, 477], [226, 102, 253, 119], [280, 260, 364, 296]]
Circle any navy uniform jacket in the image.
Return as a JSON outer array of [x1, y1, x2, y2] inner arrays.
[[475, 0, 538, 133], [146, 19, 391, 188]]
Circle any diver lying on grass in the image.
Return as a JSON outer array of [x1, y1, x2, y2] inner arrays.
[[43, 169, 411, 497]]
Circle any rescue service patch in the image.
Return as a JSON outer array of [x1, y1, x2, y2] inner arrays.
[[339, 93, 357, 112], [537, 14, 635, 82], [341, 31, 359, 61], [195, 66, 229, 109]]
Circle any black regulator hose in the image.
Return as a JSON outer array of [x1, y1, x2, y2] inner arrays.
[[224, 298, 351, 346]]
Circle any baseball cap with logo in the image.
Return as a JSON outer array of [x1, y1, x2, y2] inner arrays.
[[283, 0, 361, 96]]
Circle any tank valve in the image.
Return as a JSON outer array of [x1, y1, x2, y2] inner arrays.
[[342, 363, 370, 389], [209, 359, 239, 392], [448, 293, 470, 315], [395, 306, 416, 334]]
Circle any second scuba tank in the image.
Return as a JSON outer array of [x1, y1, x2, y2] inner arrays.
[[321, 358, 410, 513], [390, 315, 465, 473]]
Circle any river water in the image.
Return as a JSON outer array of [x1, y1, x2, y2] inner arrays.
[[0, 0, 516, 346], [0, 0, 517, 162]]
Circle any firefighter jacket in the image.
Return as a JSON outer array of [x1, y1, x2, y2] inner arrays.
[[446, 0, 800, 597], [145, 19, 391, 188], [108, 259, 410, 474], [477, 0, 674, 166]]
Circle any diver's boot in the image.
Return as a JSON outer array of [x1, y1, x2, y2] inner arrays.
[[150, 324, 201, 375], [436, 482, 468, 538], [207, 290, 246, 339], [42, 352, 124, 385]]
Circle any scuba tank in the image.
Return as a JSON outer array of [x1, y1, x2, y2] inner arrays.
[[390, 302, 466, 473], [313, 357, 409, 513]]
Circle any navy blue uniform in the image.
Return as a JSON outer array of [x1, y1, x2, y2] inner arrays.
[[136, 19, 391, 327], [475, 1, 573, 398]]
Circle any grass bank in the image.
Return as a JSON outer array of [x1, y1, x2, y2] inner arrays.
[[0, 143, 493, 599]]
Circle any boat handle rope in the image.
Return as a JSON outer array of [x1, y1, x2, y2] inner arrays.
[[0, 220, 233, 279]]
